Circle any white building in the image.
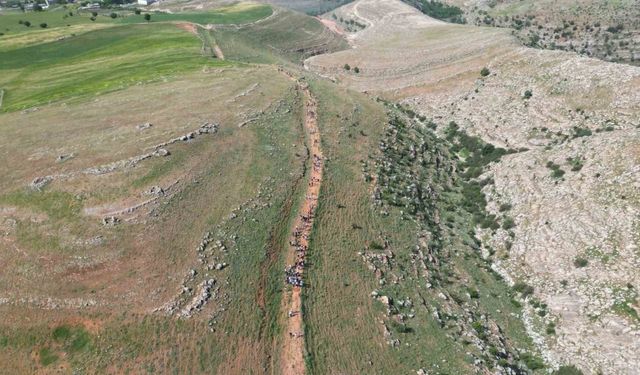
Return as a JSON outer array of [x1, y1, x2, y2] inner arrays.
[[137, 0, 154, 5]]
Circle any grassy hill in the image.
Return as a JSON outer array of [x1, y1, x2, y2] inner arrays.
[[0, 0, 637, 374]]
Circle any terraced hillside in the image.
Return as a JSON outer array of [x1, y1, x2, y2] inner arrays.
[[307, 0, 640, 373]]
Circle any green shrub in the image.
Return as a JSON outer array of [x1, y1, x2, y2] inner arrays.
[[521, 353, 544, 370], [39, 347, 58, 366], [523, 90, 533, 99], [370, 241, 384, 250], [573, 257, 588, 268], [572, 126, 592, 138], [546, 322, 556, 335], [110, 12, 118, 19], [513, 282, 534, 298], [390, 320, 412, 333], [502, 217, 515, 230], [554, 365, 584, 375], [52, 325, 71, 341], [567, 157, 584, 172], [499, 203, 512, 212], [343, 63, 351, 71], [551, 168, 565, 178], [480, 67, 490, 77]]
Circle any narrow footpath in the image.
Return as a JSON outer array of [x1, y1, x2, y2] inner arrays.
[[279, 73, 323, 375]]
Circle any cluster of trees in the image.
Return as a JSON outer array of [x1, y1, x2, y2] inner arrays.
[[413, 0, 465, 24], [343, 64, 360, 73]]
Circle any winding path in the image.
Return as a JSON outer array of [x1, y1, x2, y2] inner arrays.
[[279, 72, 323, 375]]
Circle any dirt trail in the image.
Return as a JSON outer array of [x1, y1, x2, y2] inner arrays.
[[318, 17, 346, 36], [278, 70, 323, 375], [176, 22, 225, 60]]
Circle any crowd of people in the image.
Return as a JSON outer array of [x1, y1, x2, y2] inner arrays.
[[284, 151, 323, 290]]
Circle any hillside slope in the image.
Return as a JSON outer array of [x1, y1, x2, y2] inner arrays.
[[306, 0, 640, 373], [444, 0, 640, 65], [1, 0, 638, 374]]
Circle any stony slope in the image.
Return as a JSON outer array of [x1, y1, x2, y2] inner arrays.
[[306, 0, 640, 373], [444, 0, 640, 65]]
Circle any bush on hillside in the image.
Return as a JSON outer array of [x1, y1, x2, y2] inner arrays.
[[513, 282, 534, 298], [573, 257, 588, 268], [554, 365, 584, 375]]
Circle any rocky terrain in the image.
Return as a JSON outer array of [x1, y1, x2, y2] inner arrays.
[[306, 0, 640, 373], [444, 0, 640, 65]]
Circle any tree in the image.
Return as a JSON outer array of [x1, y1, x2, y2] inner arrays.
[[40, 23, 47, 28], [144, 13, 151, 22], [24, 21, 31, 27], [134, 9, 141, 15], [343, 63, 351, 71], [480, 67, 490, 77], [34, 4, 43, 11], [91, 11, 98, 17], [353, 67, 360, 73], [110, 12, 118, 19], [523, 89, 533, 99]]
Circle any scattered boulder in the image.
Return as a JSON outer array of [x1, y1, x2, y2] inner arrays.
[[56, 154, 74, 163], [198, 122, 219, 134], [145, 186, 165, 196], [153, 148, 170, 157], [30, 176, 52, 191], [137, 122, 153, 130], [102, 216, 119, 226]]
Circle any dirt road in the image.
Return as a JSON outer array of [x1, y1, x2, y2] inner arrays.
[[278, 73, 323, 375]]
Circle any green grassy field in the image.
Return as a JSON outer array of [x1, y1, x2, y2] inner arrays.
[[0, 23, 231, 112], [116, 3, 272, 25], [0, 2, 280, 112], [0, 7, 114, 35], [0, 3, 271, 36]]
